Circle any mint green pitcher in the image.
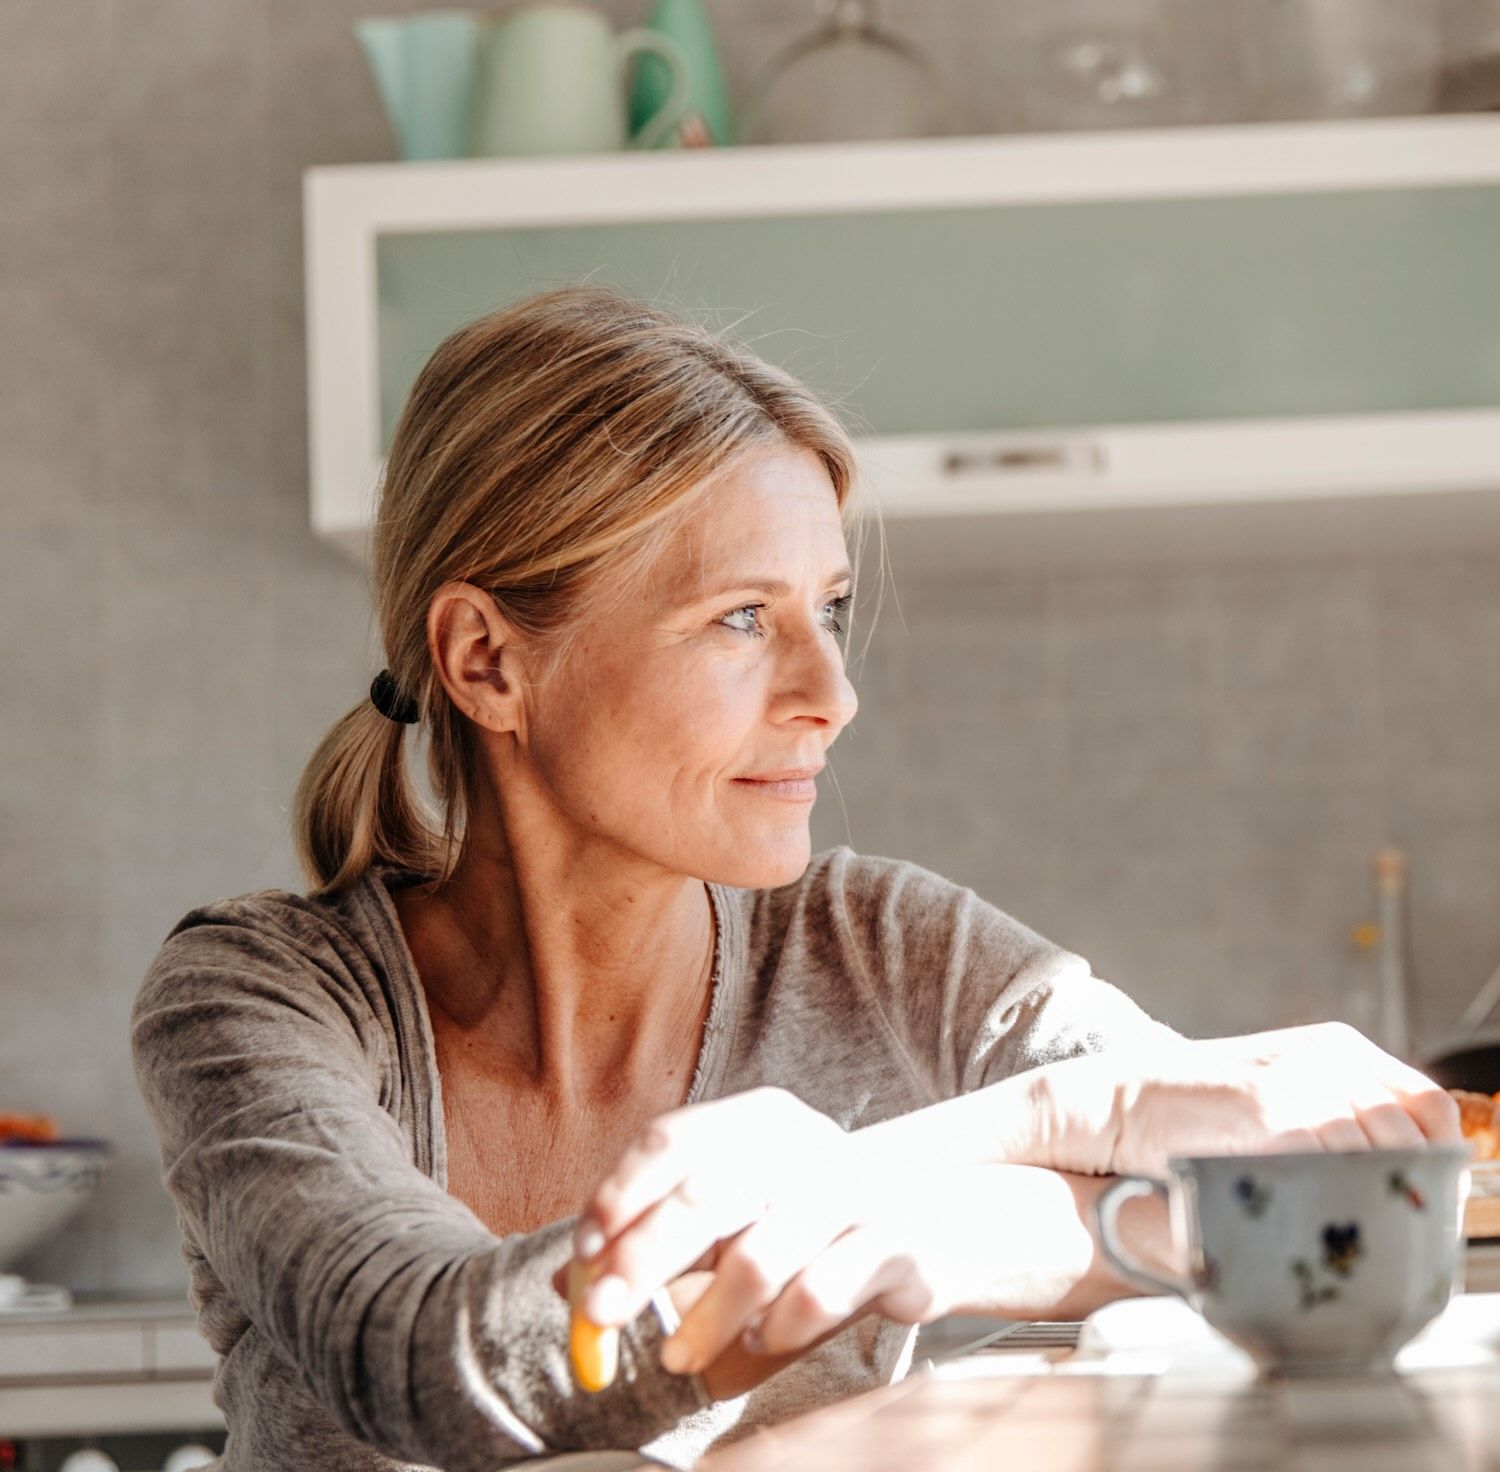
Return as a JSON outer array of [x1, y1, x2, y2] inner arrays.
[[470, 2, 691, 157]]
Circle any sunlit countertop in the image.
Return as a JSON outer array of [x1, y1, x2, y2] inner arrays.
[[706, 1290, 1500, 1472]]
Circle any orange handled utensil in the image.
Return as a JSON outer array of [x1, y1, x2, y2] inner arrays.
[[567, 1259, 620, 1392]]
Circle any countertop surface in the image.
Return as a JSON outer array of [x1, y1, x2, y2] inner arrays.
[[0, 1295, 197, 1326], [11, 1269, 1500, 1459], [704, 1292, 1500, 1472], [0, 1296, 222, 1438], [0, 1295, 212, 1382]]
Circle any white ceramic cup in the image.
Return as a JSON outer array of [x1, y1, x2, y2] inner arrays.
[[1097, 1146, 1470, 1376]]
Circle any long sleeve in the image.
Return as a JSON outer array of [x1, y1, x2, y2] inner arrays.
[[130, 905, 707, 1470], [808, 847, 1178, 1100]]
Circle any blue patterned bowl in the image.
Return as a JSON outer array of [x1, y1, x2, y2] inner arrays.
[[0, 1140, 112, 1271]]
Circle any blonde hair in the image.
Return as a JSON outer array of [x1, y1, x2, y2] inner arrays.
[[292, 284, 869, 897]]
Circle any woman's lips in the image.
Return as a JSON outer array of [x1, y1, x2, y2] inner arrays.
[[732, 776, 819, 801]]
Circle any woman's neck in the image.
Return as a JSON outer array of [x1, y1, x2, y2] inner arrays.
[[394, 817, 717, 1106]]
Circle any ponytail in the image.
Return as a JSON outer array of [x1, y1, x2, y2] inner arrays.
[[290, 696, 453, 897]]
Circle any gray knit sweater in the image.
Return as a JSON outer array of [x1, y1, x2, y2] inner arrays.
[[130, 846, 1166, 1471]]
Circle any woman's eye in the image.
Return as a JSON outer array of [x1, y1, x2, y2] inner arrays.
[[823, 594, 853, 636], [719, 604, 765, 637]]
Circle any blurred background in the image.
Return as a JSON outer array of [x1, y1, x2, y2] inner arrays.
[[4, 0, 1500, 1390]]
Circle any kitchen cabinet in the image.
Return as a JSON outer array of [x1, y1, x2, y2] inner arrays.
[[304, 115, 1500, 565], [0, 1300, 220, 1439]]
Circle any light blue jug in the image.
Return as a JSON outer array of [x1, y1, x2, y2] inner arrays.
[[355, 10, 479, 161]]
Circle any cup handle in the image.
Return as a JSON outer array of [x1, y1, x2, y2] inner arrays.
[[1096, 1175, 1195, 1299], [616, 30, 692, 150]]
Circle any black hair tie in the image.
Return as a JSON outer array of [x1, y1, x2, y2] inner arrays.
[[370, 669, 420, 725]]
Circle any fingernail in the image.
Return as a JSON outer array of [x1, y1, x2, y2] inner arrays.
[[586, 1274, 631, 1324], [661, 1336, 694, 1374], [742, 1326, 766, 1354], [575, 1220, 605, 1259]]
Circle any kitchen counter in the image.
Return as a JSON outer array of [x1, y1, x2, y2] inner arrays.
[[10, 1259, 1500, 1451], [0, 1298, 221, 1438], [704, 1291, 1500, 1472]]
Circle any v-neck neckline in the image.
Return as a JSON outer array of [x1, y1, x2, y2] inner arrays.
[[357, 866, 744, 1190]]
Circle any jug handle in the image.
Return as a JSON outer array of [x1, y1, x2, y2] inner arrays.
[[616, 30, 692, 151]]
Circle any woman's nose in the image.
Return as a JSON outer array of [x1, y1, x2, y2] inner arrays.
[[776, 629, 859, 731]]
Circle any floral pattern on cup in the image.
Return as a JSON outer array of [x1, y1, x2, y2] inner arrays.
[[1233, 1174, 1272, 1219], [1388, 1170, 1426, 1211], [1289, 1222, 1363, 1311], [1321, 1221, 1363, 1276], [1291, 1258, 1339, 1311]]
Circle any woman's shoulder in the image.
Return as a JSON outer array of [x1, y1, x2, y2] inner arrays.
[[741, 848, 1166, 1094], [761, 844, 1041, 930], [132, 867, 408, 1033], [148, 869, 382, 965], [743, 845, 1056, 978]]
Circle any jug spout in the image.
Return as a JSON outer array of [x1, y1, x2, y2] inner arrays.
[[355, 20, 412, 145], [355, 12, 480, 161]]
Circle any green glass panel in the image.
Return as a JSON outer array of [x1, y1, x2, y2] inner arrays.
[[376, 186, 1500, 451]]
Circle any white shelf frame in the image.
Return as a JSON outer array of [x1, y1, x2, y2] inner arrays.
[[304, 115, 1500, 558]]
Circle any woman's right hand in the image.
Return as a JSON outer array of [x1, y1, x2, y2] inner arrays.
[[1027, 1022, 1461, 1180]]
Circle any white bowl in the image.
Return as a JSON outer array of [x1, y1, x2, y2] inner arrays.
[[0, 1141, 112, 1271]]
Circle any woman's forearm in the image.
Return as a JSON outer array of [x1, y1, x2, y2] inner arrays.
[[850, 1049, 1136, 1178], [939, 1164, 1173, 1322], [854, 1023, 1461, 1185]]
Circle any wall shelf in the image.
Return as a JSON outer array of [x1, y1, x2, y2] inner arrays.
[[304, 115, 1500, 563]]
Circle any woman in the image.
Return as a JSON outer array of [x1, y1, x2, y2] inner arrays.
[[131, 285, 1457, 1472]]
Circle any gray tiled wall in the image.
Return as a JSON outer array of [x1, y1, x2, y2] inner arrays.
[[4, 0, 1499, 1297], [817, 555, 1500, 1048]]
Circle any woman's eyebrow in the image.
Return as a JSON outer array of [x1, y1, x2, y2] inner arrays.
[[689, 568, 855, 602]]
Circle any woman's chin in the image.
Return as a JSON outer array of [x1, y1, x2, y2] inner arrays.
[[710, 826, 812, 891]]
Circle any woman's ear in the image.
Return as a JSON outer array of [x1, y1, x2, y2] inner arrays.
[[426, 581, 525, 733]]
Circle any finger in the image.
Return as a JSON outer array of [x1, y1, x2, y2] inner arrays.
[[1314, 1113, 1373, 1152], [1330, 1068, 1430, 1151], [576, 1117, 691, 1256], [1319, 1028, 1461, 1143], [755, 1226, 905, 1356], [584, 1186, 760, 1327], [1264, 1125, 1326, 1155], [579, 1090, 788, 1255], [558, 1237, 720, 1311], [1396, 1083, 1462, 1144], [1345, 1057, 1462, 1145], [666, 1203, 852, 1373], [1352, 1097, 1427, 1150]]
